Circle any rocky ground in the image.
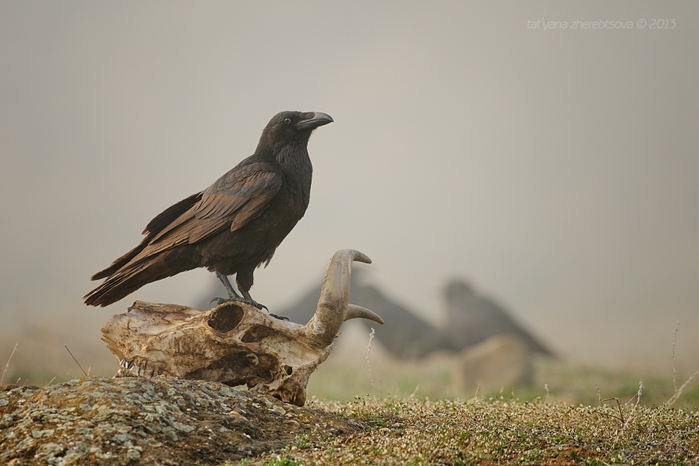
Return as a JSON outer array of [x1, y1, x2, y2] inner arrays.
[[0, 377, 361, 465]]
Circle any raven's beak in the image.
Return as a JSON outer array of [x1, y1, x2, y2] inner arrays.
[[295, 112, 333, 130]]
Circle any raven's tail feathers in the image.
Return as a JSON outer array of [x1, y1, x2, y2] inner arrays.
[[84, 256, 176, 307], [90, 236, 152, 281]]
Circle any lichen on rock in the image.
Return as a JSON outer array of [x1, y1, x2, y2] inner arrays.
[[0, 377, 361, 465]]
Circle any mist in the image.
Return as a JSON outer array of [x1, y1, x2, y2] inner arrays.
[[1, 1, 698, 379]]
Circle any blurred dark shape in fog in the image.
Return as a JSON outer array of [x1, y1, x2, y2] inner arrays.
[[443, 279, 553, 356], [267, 270, 444, 359], [206, 270, 554, 360]]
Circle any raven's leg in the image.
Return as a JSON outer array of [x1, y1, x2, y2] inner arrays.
[[236, 271, 287, 319], [209, 272, 244, 306], [236, 268, 268, 311], [217, 272, 241, 300], [210, 270, 269, 311], [212, 270, 286, 319]]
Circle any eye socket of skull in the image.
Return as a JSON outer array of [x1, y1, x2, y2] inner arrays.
[[207, 303, 244, 333]]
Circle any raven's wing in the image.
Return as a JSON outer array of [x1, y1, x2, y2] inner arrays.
[[91, 191, 203, 280], [188, 164, 283, 241], [142, 191, 204, 235], [129, 162, 283, 263]]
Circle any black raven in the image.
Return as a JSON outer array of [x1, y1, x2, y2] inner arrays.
[[84, 111, 333, 308]]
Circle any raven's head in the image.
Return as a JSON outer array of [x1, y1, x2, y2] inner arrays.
[[258, 111, 333, 150]]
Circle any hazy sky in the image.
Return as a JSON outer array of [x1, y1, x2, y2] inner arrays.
[[1, 1, 698, 374]]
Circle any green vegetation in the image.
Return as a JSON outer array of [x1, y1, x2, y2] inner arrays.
[[263, 456, 302, 466], [5, 345, 698, 464], [251, 355, 699, 464], [247, 396, 699, 465]]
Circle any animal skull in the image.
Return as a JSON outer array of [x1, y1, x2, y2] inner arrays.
[[101, 249, 383, 406]]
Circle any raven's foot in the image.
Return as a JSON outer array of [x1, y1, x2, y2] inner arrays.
[[209, 295, 269, 312], [209, 296, 229, 306], [208, 296, 288, 320]]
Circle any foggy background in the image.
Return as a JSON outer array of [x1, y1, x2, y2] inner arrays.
[[1, 1, 697, 379]]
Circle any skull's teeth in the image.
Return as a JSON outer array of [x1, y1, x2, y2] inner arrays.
[[120, 359, 135, 370], [119, 358, 163, 377]]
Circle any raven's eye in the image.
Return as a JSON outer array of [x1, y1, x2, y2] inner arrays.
[[283, 117, 292, 125]]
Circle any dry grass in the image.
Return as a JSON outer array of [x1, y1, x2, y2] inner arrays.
[[3, 325, 698, 465], [247, 396, 699, 465], [246, 338, 699, 464], [8, 352, 697, 464]]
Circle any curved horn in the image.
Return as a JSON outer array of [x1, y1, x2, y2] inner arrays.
[[346, 304, 384, 325], [304, 249, 383, 348]]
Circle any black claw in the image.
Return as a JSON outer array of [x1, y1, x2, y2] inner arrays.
[[269, 313, 289, 321], [257, 303, 269, 311], [209, 296, 228, 306], [247, 299, 268, 311], [210, 295, 268, 311]]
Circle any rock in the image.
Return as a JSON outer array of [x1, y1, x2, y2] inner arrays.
[[459, 334, 534, 391], [0, 377, 361, 465]]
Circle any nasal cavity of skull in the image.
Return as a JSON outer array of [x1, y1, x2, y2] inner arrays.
[[207, 304, 244, 333], [241, 324, 277, 343]]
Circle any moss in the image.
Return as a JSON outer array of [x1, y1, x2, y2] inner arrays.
[[0, 377, 360, 465], [2, 374, 697, 465]]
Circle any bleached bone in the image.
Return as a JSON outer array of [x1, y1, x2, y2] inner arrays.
[[101, 249, 383, 406]]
